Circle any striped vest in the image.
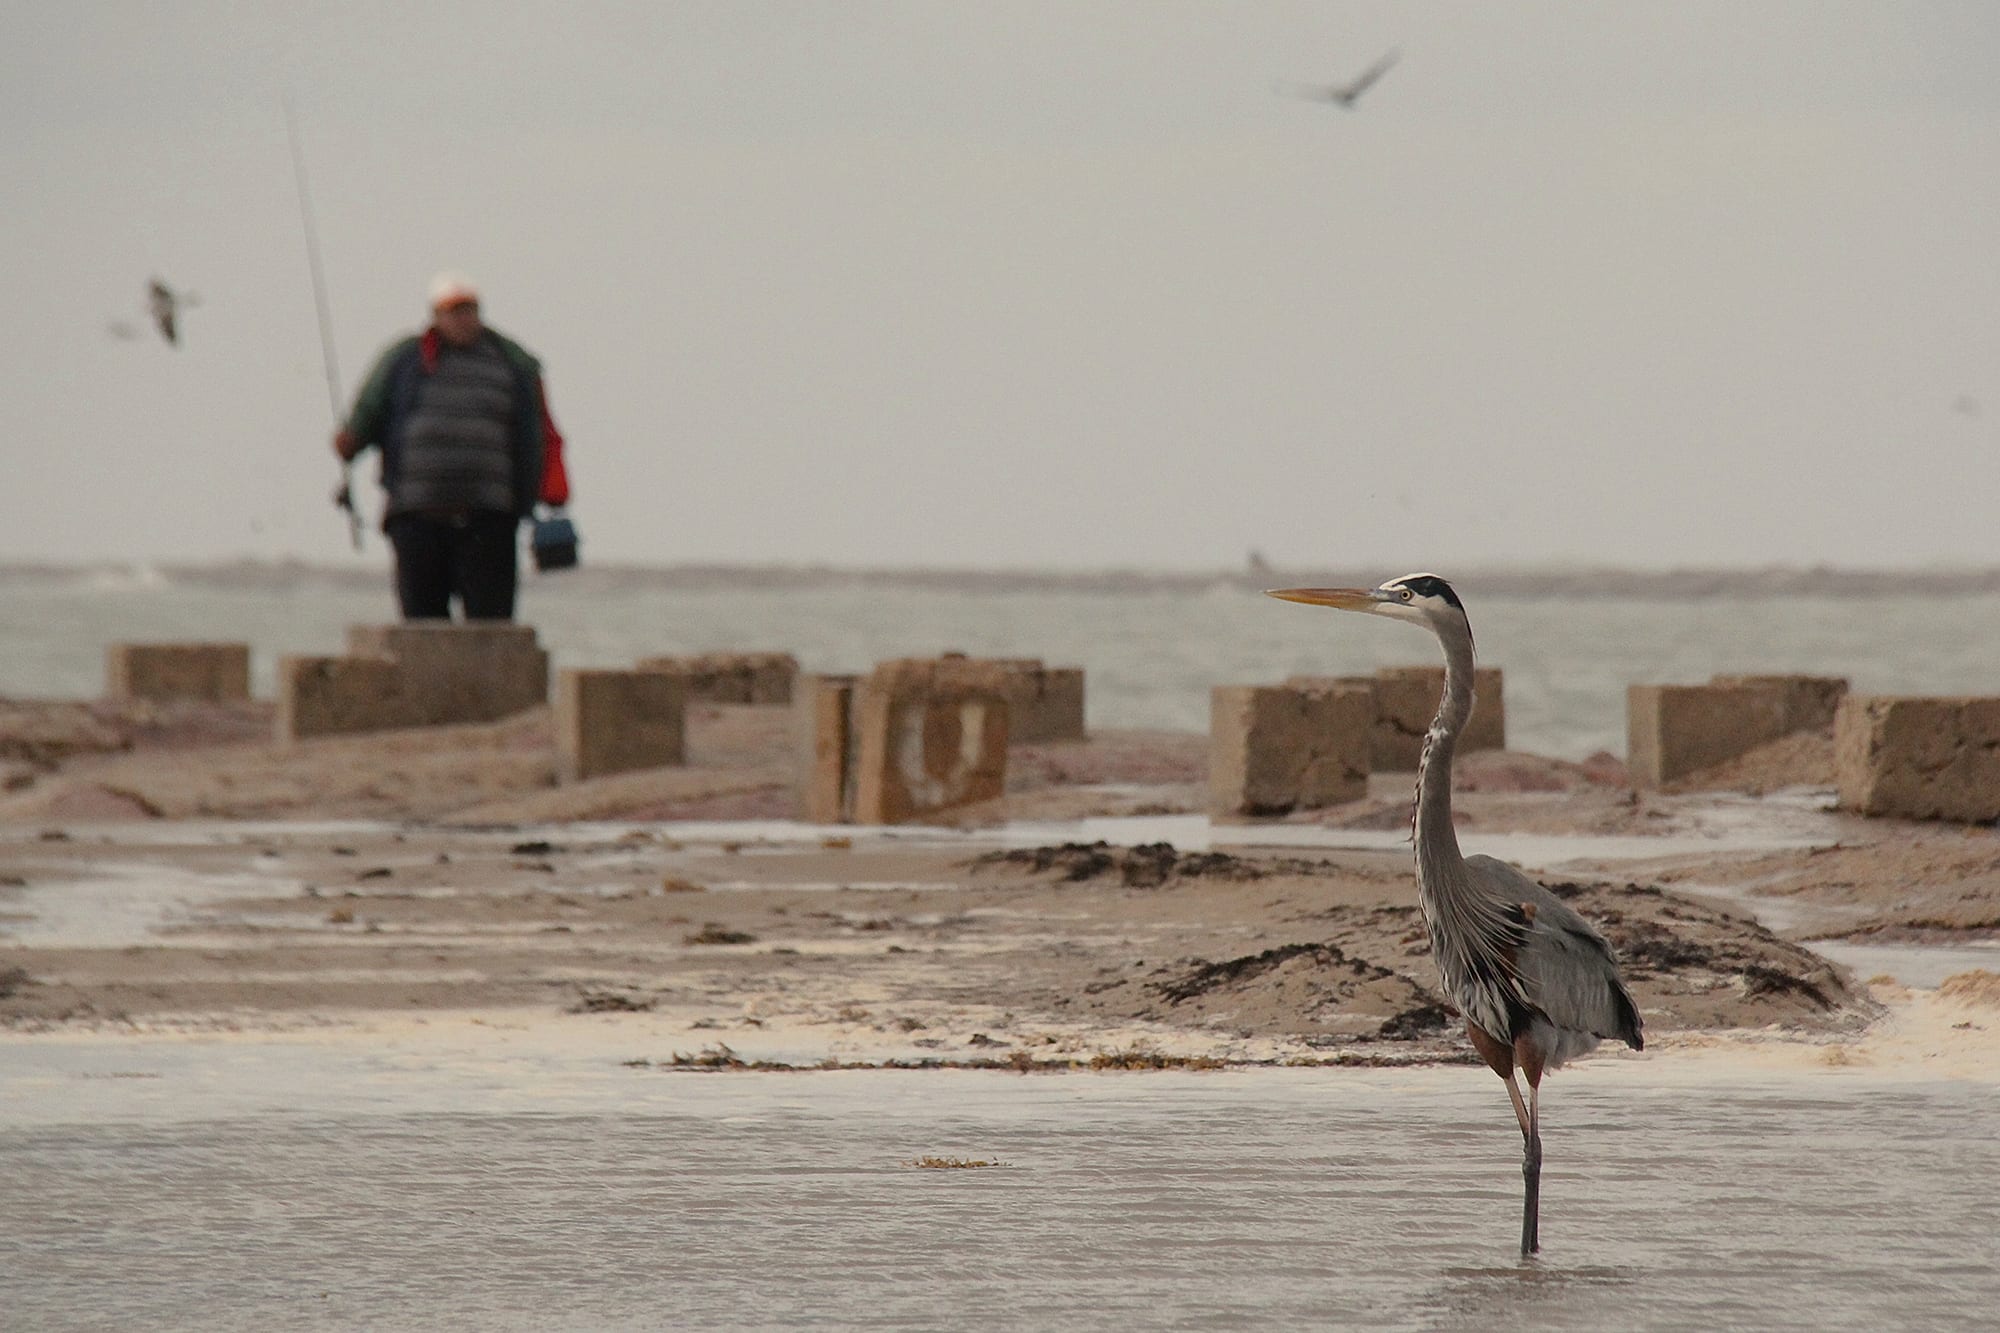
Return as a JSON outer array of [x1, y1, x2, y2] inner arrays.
[[391, 340, 520, 516]]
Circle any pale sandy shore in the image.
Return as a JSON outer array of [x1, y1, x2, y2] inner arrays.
[[4, 697, 1999, 1069]]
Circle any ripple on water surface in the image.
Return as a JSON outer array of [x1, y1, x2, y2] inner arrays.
[[2, 1064, 1996, 1331]]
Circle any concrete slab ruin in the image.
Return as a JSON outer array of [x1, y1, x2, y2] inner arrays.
[[797, 653, 1086, 822], [850, 658, 1011, 824], [105, 642, 251, 703], [635, 652, 798, 705], [1627, 674, 1849, 789], [1711, 674, 1849, 733], [276, 623, 550, 742], [1285, 665, 1504, 771], [1835, 694, 2000, 822], [346, 624, 550, 724], [1007, 663, 1086, 744], [933, 654, 1086, 744], [1210, 682, 1371, 818], [275, 655, 405, 742], [555, 668, 686, 782], [794, 673, 860, 823]]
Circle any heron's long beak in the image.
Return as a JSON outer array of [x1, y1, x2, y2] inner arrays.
[[1264, 587, 1379, 611]]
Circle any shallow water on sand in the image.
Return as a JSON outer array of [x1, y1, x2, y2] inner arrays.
[[0, 809, 1837, 956], [3, 1037, 1997, 1332]]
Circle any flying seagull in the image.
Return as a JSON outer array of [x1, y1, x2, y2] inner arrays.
[[147, 277, 201, 347], [1276, 48, 1401, 109]]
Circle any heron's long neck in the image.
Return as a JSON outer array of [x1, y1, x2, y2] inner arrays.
[[1413, 621, 1476, 882]]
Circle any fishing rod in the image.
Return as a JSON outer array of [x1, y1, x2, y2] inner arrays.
[[283, 92, 361, 551]]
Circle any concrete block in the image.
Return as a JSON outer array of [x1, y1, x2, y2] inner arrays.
[[1711, 674, 1849, 733], [1210, 683, 1370, 818], [1291, 667, 1504, 770], [1371, 666, 1505, 770], [346, 623, 549, 725], [794, 673, 860, 823], [635, 652, 798, 704], [105, 642, 251, 703], [1628, 674, 1849, 790], [852, 658, 1010, 824], [1835, 695, 2000, 822], [1282, 674, 1375, 706], [276, 654, 410, 741], [1016, 666, 1086, 743], [931, 656, 1086, 744], [555, 669, 686, 782], [1626, 682, 1792, 788], [277, 623, 550, 742]]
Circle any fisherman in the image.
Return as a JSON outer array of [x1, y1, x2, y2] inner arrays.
[[333, 273, 570, 620]]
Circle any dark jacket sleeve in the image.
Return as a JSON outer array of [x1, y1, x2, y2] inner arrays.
[[343, 337, 418, 454]]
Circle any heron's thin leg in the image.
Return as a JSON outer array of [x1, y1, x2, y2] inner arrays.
[[1521, 1082, 1542, 1256], [1501, 1073, 1531, 1138], [1498, 1071, 1540, 1256]]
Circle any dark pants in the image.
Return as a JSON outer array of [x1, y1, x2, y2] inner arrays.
[[385, 510, 520, 620]]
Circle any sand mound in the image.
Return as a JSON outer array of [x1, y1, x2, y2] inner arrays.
[[1939, 969, 2000, 1007], [0, 699, 131, 767], [1145, 941, 1451, 1042], [1670, 728, 1835, 795]]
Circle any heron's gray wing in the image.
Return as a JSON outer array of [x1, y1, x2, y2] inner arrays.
[[1466, 854, 1642, 1046]]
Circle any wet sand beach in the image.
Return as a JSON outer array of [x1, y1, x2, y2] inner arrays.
[[5, 696, 2000, 1053], [4, 695, 1975, 1050]]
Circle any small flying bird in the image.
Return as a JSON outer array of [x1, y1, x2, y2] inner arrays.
[[1275, 48, 1401, 109], [1268, 573, 1643, 1257], [147, 277, 201, 347]]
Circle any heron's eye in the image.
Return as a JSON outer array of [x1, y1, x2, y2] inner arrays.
[[1398, 588, 1413, 602]]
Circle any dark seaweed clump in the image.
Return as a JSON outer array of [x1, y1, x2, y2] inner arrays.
[[971, 842, 1334, 889], [1152, 942, 1387, 1003]]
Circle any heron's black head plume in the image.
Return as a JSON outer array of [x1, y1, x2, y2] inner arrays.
[[1383, 572, 1464, 612]]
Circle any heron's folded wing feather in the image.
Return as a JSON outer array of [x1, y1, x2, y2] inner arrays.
[[1467, 855, 1643, 1046]]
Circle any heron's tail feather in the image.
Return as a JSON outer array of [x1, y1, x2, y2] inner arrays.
[[1612, 980, 1644, 1051]]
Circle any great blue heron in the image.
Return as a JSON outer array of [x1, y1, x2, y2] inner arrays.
[[1267, 573, 1643, 1256]]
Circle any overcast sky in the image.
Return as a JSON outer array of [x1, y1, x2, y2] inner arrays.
[[4, 1, 1996, 572]]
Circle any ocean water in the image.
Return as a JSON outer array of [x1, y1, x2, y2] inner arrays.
[[2, 1040, 1996, 1332], [3, 566, 1998, 758]]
